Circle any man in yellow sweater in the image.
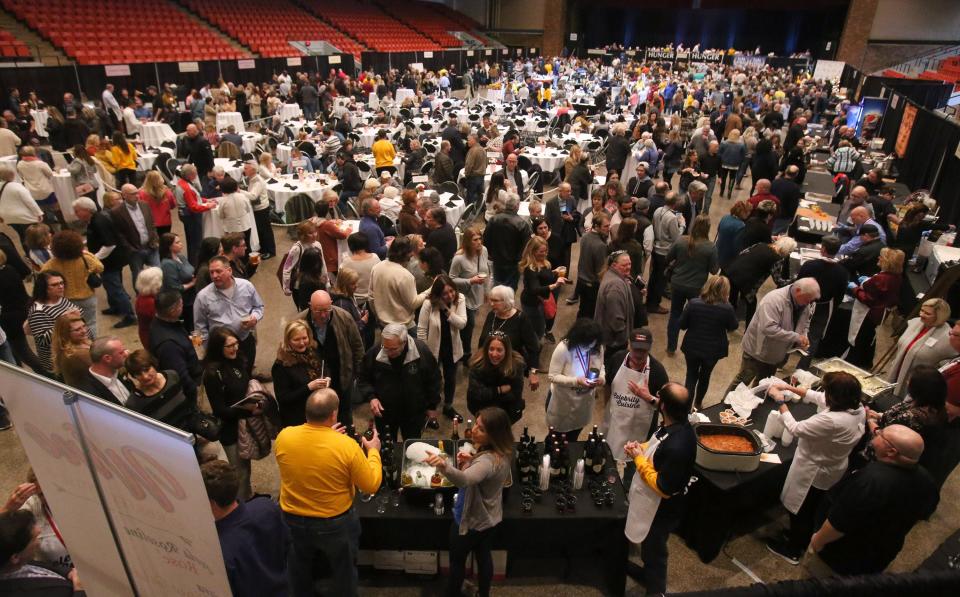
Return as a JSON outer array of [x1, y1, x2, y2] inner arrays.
[[371, 129, 396, 177], [276, 388, 382, 596]]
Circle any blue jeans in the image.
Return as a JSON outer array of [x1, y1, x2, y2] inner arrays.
[[464, 175, 484, 207], [667, 285, 700, 352], [492, 262, 519, 290], [285, 508, 361, 597], [703, 175, 717, 215], [103, 268, 134, 318], [128, 248, 160, 286]]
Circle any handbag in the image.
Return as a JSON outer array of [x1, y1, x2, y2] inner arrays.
[[542, 293, 558, 320], [189, 410, 222, 442], [83, 254, 102, 288], [74, 183, 95, 196]]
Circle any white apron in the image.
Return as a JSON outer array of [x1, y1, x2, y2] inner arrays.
[[846, 298, 870, 346], [601, 355, 656, 460], [625, 432, 663, 544]]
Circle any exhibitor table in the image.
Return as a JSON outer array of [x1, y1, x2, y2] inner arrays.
[[354, 441, 629, 595], [677, 399, 818, 563]]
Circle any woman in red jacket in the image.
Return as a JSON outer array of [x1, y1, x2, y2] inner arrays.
[[845, 248, 905, 368]]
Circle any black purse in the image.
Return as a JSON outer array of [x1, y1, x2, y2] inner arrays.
[[83, 255, 102, 288], [189, 410, 222, 442]]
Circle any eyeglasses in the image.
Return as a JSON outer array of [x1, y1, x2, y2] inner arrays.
[[874, 428, 917, 463]]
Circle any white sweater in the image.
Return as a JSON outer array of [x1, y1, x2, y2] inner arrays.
[[217, 191, 253, 233], [417, 294, 467, 362], [0, 180, 43, 224], [16, 159, 54, 200]]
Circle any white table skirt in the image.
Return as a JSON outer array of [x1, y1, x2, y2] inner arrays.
[[140, 122, 177, 149], [213, 157, 244, 181], [216, 112, 245, 133], [525, 147, 568, 172], [137, 147, 175, 171], [278, 104, 303, 122], [336, 219, 361, 266], [52, 171, 78, 223], [202, 207, 260, 251], [268, 178, 330, 215], [240, 133, 262, 154], [276, 143, 292, 165], [31, 109, 49, 138]]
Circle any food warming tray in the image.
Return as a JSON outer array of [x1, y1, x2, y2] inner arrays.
[[694, 423, 762, 473]]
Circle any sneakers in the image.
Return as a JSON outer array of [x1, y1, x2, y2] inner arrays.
[[766, 537, 801, 565], [113, 315, 137, 329]]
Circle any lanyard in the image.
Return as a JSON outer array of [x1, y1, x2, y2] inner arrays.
[[574, 346, 591, 375], [41, 499, 67, 550]]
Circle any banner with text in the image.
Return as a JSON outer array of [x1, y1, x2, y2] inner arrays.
[[643, 48, 724, 63]]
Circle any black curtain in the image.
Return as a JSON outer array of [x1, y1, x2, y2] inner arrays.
[[896, 103, 960, 226], [879, 92, 904, 155]]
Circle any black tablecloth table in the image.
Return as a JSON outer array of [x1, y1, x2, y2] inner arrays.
[[677, 399, 818, 562], [802, 169, 835, 196], [355, 441, 630, 595]]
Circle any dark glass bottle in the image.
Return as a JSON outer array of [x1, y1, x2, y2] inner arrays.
[[451, 416, 460, 441]]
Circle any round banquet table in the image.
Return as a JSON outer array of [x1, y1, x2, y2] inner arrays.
[[278, 103, 303, 122], [240, 132, 262, 154], [357, 126, 379, 148], [267, 175, 331, 215], [336, 219, 361, 266], [140, 122, 177, 149], [215, 112, 244, 133], [524, 146, 568, 172], [137, 147, 175, 171], [348, 111, 375, 128], [213, 157, 244, 182], [51, 170, 78, 223], [276, 143, 292, 165], [202, 206, 260, 251]]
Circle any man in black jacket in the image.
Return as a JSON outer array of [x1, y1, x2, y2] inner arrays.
[[441, 115, 466, 173], [358, 324, 440, 441], [605, 124, 630, 177], [75, 336, 132, 405], [770, 165, 803, 234], [840, 225, 884, 278], [73, 197, 136, 328], [150, 291, 202, 403], [424, 206, 457, 271], [544, 182, 580, 272], [336, 150, 362, 212], [795, 236, 849, 370], [483, 193, 532, 289], [176, 123, 215, 179]]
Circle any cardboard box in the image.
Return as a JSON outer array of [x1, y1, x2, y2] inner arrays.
[[404, 550, 438, 574], [373, 550, 405, 571]]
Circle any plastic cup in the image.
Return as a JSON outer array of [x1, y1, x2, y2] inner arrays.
[[248, 252, 261, 266]]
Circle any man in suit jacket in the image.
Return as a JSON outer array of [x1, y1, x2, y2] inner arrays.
[[75, 336, 132, 406], [177, 123, 215, 179], [114, 184, 160, 282], [432, 141, 455, 185], [545, 182, 580, 271]]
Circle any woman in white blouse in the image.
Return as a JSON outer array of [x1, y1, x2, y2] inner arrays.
[[418, 275, 467, 423], [886, 298, 956, 398], [0, 164, 43, 243], [546, 318, 605, 442]]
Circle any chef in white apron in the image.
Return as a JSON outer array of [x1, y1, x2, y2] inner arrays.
[[764, 374, 865, 564], [600, 328, 667, 460], [623, 382, 697, 595]]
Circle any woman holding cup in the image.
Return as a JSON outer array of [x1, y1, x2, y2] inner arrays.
[[532, 217, 567, 343], [449, 226, 491, 365], [271, 320, 330, 428]]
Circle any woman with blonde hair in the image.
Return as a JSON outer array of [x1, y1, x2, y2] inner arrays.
[[679, 274, 739, 408], [563, 144, 583, 181], [518, 236, 567, 341], [138, 170, 176, 236], [718, 128, 746, 199], [271, 320, 330, 428], [885, 298, 956, 398], [134, 266, 164, 348], [50, 312, 91, 387]]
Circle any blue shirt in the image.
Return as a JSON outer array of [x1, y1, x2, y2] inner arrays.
[[360, 216, 387, 260], [716, 214, 746, 266], [215, 498, 291, 597], [838, 218, 887, 256], [193, 277, 265, 342]]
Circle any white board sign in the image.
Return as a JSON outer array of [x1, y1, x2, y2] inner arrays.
[[423, 51, 434, 58], [178, 61, 199, 73], [237, 59, 255, 70], [813, 59, 844, 82], [466, 50, 474, 57], [570, 33, 578, 41], [328, 55, 341, 64], [410, 62, 424, 72], [485, 50, 492, 56], [105, 65, 130, 77], [287, 57, 302, 67]]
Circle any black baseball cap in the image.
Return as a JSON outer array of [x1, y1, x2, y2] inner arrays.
[[630, 328, 653, 350]]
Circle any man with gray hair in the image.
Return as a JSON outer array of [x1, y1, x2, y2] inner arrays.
[[358, 197, 387, 259], [463, 133, 486, 206], [203, 165, 228, 198], [176, 122, 214, 179], [681, 180, 707, 224], [76, 336, 131, 405], [0, 163, 42, 244], [648, 191, 683, 314], [483, 191, 531, 289], [358, 323, 441, 441], [113, 183, 160, 282], [727, 278, 819, 391], [544, 182, 580, 274], [175, 162, 215, 264], [74, 196, 136, 327]]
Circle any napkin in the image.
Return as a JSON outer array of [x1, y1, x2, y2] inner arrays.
[[284, 183, 297, 190], [405, 441, 441, 463], [723, 383, 764, 418], [445, 201, 457, 208], [267, 178, 279, 184]]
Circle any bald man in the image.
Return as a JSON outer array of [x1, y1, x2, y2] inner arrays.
[[176, 121, 215, 178], [747, 178, 779, 212], [297, 290, 364, 427], [112, 183, 159, 281], [809, 425, 938, 575], [837, 205, 886, 256], [837, 185, 875, 228]]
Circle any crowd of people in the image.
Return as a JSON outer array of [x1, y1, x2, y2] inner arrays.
[[0, 49, 958, 597]]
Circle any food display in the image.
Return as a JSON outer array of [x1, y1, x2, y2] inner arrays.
[[699, 434, 756, 454], [812, 357, 894, 401], [694, 423, 762, 473], [400, 440, 455, 491]]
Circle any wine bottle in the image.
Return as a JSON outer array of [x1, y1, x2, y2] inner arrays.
[[593, 439, 606, 474], [363, 420, 375, 441], [521, 426, 530, 445], [584, 438, 595, 471], [590, 425, 599, 442], [465, 419, 474, 440], [451, 416, 461, 441], [550, 448, 561, 479]]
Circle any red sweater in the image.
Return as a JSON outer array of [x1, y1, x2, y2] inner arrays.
[[854, 271, 901, 325], [139, 189, 176, 227]]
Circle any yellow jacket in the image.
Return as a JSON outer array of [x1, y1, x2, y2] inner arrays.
[[110, 144, 138, 171], [371, 138, 396, 169]]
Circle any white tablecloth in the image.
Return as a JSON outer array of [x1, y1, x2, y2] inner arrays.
[[240, 133, 262, 154], [411, 117, 444, 134], [52, 170, 78, 223], [267, 176, 331, 215], [395, 88, 415, 105], [283, 120, 308, 137], [357, 126, 379, 148], [214, 157, 244, 181], [140, 122, 177, 149], [202, 207, 260, 251], [348, 111, 375, 128], [30, 109, 49, 138], [357, 155, 404, 183], [437, 193, 466, 228], [137, 147, 175, 171], [216, 112, 245, 133], [278, 104, 303, 122], [276, 143, 293, 165], [524, 146, 568, 172], [337, 219, 361, 266]]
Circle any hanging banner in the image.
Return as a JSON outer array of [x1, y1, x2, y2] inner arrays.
[[237, 59, 255, 70], [105, 65, 131, 77], [813, 59, 845, 82], [287, 57, 302, 67], [328, 55, 341, 64], [178, 62, 199, 73], [896, 104, 917, 158], [859, 96, 887, 138], [643, 48, 724, 63]]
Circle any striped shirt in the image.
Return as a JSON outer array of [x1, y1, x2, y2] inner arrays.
[[27, 298, 81, 373]]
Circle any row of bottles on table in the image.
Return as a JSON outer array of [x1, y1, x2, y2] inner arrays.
[[584, 425, 608, 476], [517, 426, 539, 484], [379, 424, 400, 489]]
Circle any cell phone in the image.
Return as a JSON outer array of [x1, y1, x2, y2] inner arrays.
[[586, 368, 600, 382], [560, 203, 569, 213], [634, 276, 646, 290]]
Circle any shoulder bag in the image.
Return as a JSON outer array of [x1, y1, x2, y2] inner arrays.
[[83, 254, 102, 289]]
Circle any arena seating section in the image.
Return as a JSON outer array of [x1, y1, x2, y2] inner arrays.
[[180, 0, 365, 59], [0, 29, 30, 59], [1, 0, 248, 64], [1, 0, 491, 65]]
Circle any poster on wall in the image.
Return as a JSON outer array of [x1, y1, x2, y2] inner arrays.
[[237, 59, 255, 70], [178, 62, 199, 73], [105, 65, 131, 77], [858, 96, 887, 138], [896, 104, 918, 158], [813, 59, 845, 82]]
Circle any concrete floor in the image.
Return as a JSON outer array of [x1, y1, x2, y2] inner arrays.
[[1, 164, 957, 595]]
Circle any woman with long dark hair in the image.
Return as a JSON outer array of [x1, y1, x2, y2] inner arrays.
[[109, 130, 138, 186], [546, 318, 606, 441], [67, 143, 99, 202], [418, 275, 467, 422], [26, 271, 81, 375], [159, 233, 196, 331], [40, 230, 103, 336], [0, 249, 46, 374], [425, 407, 514, 597], [293, 248, 326, 312], [467, 333, 525, 422], [204, 326, 255, 500]]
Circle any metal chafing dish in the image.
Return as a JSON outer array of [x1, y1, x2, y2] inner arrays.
[[694, 423, 762, 473], [812, 357, 895, 403]]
